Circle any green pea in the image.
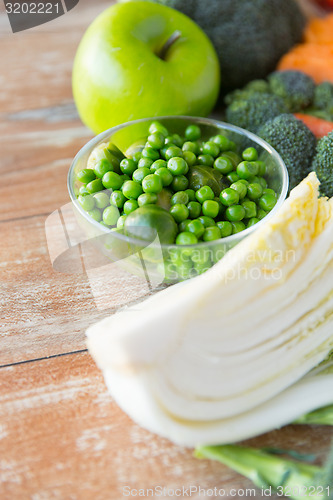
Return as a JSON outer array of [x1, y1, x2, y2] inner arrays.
[[259, 193, 277, 211], [179, 219, 191, 232], [185, 124, 201, 141], [217, 221, 233, 237], [165, 146, 183, 160], [198, 216, 216, 227], [183, 151, 197, 167], [138, 157, 154, 169], [247, 183, 263, 200], [263, 188, 277, 197], [202, 199, 219, 218], [117, 214, 127, 230], [203, 226, 221, 242], [131, 151, 142, 163], [220, 188, 240, 207], [103, 205, 119, 226], [256, 161, 266, 176], [171, 134, 183, 147], [120, 158, 137, 176], [94, 159, 112, 178], [155, 167, 173, 187], [102, 171, 122, 190], [79, 186, 90, 196], [170, 203, 189, 223], [196, 185, 214, 203], [185, 189, 196, 201], [197, 154, 214, 167], [132, 167, 150, 183], [122, 180, 143, 199], [257, 177, 268, 189], [187, 219, 205, 238], [78, 194, 95, 211], [182, 141, 198, 154], [172, 175, 188, 192], [247, 217, 260, 227], [77, 168, 96, 184], [171, 191, 189, 206], [93, 192, 110, 209], [142, 147, 160, 161], [242, 199, 257, 218], [164, 136, 176, 146], [123, 199, 139, 214], [176, 231, 198, 245], [187, 201, 201, 219], [237, 161, 259, 179], [167, 157, 188, 176], [142, 174, 163, 194], [230, 181, 247, 200], [87, 208, 102, 222], [231, 221, 246, 234], [150, 159, 167, 172], [137, 193, 158, 206], [110, 190, 126, 208], [147, 132, 165, 149], [225, 205, 246, 222], [212, 134, 230, 151], [214, 156, 234, 174], [202, 141, 220, 158], [227, 172, 240, 184], [86, 178, 104, 194], [257, 208, 268, 220], [149, 121, 169, 137], [242, 147, 258, 161]]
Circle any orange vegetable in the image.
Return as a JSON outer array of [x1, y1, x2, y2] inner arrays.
[[294, 112, 333, 137], [277, 13, 333, 84], [304, 13, 333, 43], [278, 42, 333, 84]]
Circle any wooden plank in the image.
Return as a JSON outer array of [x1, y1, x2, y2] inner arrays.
[[0, 0, 112, 114], [1, 351, 331, 500], [0, 116, 93, 221], [0, 214, 153, 366]]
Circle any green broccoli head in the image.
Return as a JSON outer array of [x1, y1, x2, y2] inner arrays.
[[224, 80, 270, 106], [313, 81, 333, 119], [268, 70, 316, 112], [258, 114, 317, 191], [225, 93, 288, 134], [312, 132, 333, 198], [125, 0, 306, 92]]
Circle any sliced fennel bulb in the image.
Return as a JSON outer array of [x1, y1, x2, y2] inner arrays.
[[86, 173, 333, 446]]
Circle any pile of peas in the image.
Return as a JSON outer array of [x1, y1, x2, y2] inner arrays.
[[76, 121, 278, 245]]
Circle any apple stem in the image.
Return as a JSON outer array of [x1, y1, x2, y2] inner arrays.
[[158, 30, 182, 60]]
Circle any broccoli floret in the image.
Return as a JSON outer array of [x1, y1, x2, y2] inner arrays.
[[224, 80, 270, 106], [312, 132, 333, 198], [225, 93, 288, 134], [258, 114, 317, 190], [244, 79, 270, 94], [311, 81, 333, 121], [268, 70, 316, 112], [136, 0, 306, 92]]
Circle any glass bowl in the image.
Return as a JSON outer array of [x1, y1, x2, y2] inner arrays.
[[68, 116, 288, 284]]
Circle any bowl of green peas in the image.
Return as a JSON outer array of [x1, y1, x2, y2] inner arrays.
[[68, 116, 288, 283]]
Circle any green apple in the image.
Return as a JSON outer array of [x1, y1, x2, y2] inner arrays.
[[72, 1, 220, 134]]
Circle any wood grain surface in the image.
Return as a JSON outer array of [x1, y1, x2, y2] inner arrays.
[[0, 1, 332, 498]]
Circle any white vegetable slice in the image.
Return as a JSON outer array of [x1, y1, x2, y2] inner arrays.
[[86, 173, 333, 446]]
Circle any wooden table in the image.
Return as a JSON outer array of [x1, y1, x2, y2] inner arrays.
[[0, 1, 331, 498]]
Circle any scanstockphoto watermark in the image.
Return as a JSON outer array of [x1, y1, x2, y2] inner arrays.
[[122, 485, 258, 497], [122, 485, 331, 498], [3, 0, 80, 33]]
